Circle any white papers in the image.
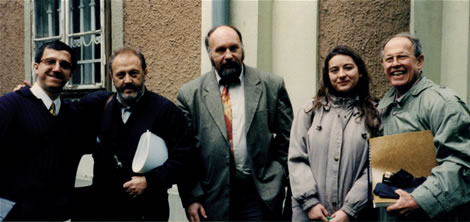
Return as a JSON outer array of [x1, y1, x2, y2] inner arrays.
[[0, 197, 15, 221], [132, 130, 168, 174]]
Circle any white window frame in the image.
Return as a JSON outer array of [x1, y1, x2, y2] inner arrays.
[[31, 0, 106, 90]]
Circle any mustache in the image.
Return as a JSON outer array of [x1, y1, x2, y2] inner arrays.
[[48, 71, 66, 80], [221, 61, 240, 69], [120, 83, 138, 91]]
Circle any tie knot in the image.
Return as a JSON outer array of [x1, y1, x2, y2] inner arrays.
[[118, 100, 133, 111], [219, 78, 240, 87], [124, 107, 133, 113], [49, 103, 56, 116], [219, 79, 230, 88]]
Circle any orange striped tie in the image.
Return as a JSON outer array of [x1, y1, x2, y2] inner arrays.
[[221, 84, 233, 153]]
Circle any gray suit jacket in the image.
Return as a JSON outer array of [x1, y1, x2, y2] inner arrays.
[[176, 65, 293, 220]]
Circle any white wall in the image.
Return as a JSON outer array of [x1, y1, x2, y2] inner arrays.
[[272, 0, 318, 113], [440, 0, 469, 102], [231, 0, 260, 68], [412, 0, 470, 103], [230, 0, 319, 112], [201, 0, 213, 75]]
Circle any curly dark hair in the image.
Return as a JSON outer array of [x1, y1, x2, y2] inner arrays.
[[313, 45, 381, 136]]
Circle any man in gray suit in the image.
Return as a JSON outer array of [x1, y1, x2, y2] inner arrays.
[[176, 25, 293, 221]]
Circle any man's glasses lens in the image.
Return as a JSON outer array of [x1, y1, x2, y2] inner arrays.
[[41, 59, 72, 70]]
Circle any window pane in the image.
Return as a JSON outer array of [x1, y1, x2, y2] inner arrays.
[[70, 0, 100, 34], [71, 62, 101, 85], [69, 34, 101, 85], [71, 61, 81, 84], [32, 0, 105, 88], [94, 62, 101, 83], [34, 0, 60, 38], [68, 0, 102, 86]]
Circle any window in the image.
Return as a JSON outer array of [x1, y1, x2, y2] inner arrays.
[[33, 0, 106, 89]]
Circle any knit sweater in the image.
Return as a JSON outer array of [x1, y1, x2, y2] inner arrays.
[[0, 87, 89, 220]]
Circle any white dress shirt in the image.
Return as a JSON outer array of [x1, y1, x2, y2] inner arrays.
[[215, 67, 251, 175], [30, 84, 61, 115]]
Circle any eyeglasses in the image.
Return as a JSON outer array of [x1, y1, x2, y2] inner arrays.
[[40, 58, 73, 71], [383, 54, 415, 64]]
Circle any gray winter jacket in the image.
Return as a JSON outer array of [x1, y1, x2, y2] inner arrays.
[[288, 96, 371, 220]]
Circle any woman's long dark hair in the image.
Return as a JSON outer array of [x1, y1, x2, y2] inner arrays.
[[313, 45, 381, 136]]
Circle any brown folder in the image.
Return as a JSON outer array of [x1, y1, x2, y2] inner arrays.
[[369, 130, 437, 207]]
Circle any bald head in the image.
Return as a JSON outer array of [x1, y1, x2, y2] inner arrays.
[[205, 25, 243, 52]]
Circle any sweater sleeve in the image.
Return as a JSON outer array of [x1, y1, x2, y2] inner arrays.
[[0, 93, 17, 200], [0, 94, 15, 144], [75, 91, 113, 154], [288, 100, 320, 211]]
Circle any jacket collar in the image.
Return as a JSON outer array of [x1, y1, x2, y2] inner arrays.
[[328, 94, 359, 109], [243, 66, 262, 133], [378, 74, 434, 109]]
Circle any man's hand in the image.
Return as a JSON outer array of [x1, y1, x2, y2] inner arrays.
[[13, 81, 31, 91], [186, 202, 207, 222], [386, 189, 420, 216], [123, 176, 147, 198], [308, 203, 329, 222], [330, 210, 349, 222]]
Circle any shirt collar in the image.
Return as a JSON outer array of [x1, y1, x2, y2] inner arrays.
[[30, 83, 61, 115]]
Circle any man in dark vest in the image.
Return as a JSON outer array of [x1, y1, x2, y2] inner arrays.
[[90, 48, 196, 221]]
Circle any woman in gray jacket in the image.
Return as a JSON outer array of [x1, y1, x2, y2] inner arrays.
[[288, 46, 381, 222]]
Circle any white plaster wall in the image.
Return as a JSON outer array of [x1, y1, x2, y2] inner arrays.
[[231, 0, 319, 112], [24, 0, 32, 83], [411, 0, 443, 84], [272, 0, 318, 113], [111, 0, 124, 52], [201, 0, 213, 75], [412, 0, 470, 103], [440, 0, 469, 102], [231, 0, 259, 68]]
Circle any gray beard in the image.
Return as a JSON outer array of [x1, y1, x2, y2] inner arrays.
[[117, 84, 145, 106]]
